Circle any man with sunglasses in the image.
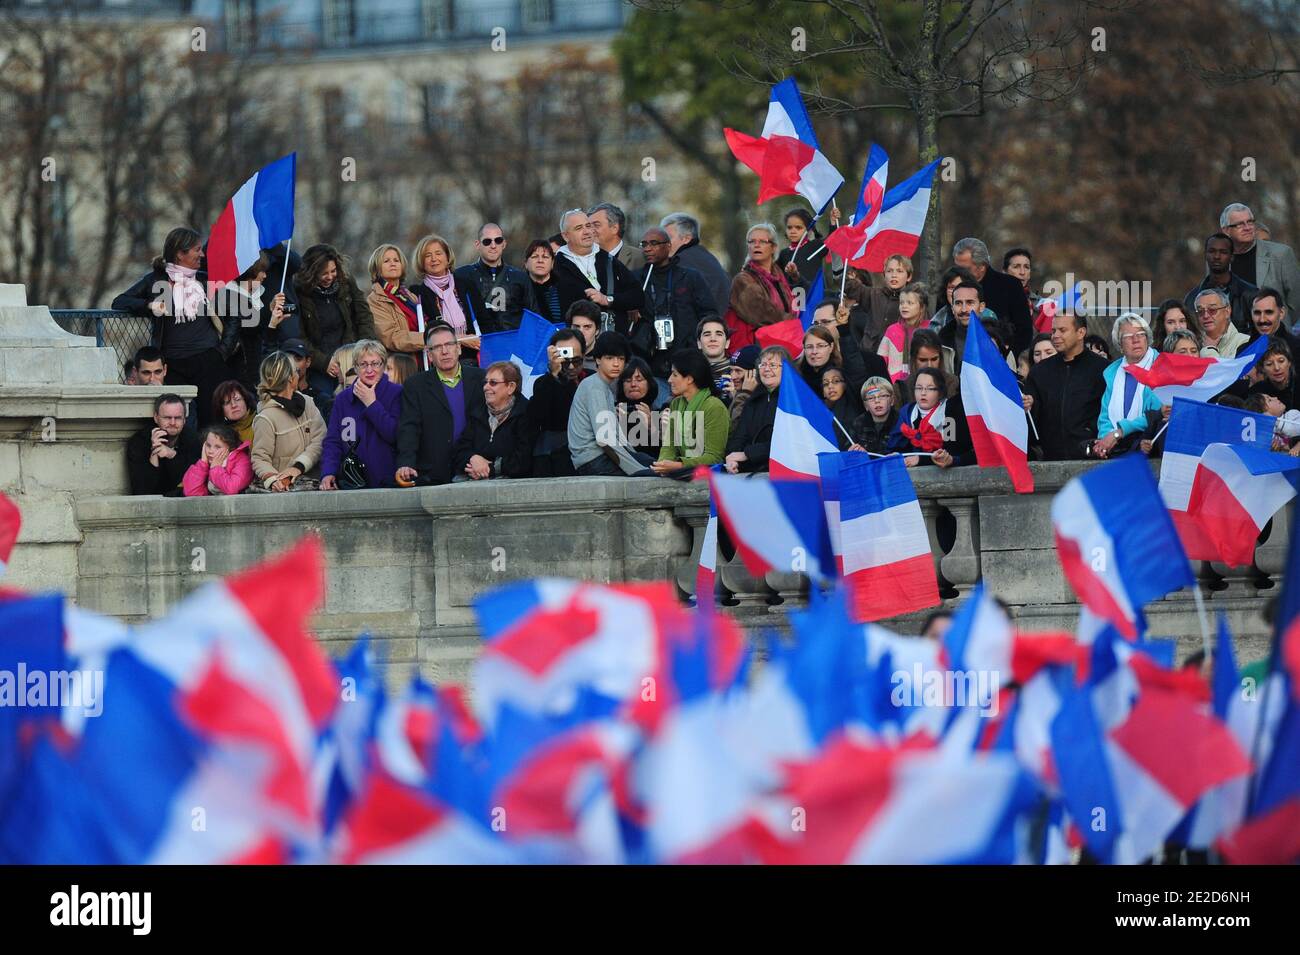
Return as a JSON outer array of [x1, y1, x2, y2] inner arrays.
[[453, 223, 529, 332], [1183, 233, 1257, 335], [632, 227, 718, 381], [551, 207, 645, 334]]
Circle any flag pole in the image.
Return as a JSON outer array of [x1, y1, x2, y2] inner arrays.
[[1149, 420, 1170, 446], [1024, 404, 1040, 441], [278, 238, 291, 295], [832, 415, 854, 446]]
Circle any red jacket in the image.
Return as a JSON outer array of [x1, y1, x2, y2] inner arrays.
[[183, 441, 253, 497]]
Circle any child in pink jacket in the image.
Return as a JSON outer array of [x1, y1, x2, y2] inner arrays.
[[183, 424, 253, 497]]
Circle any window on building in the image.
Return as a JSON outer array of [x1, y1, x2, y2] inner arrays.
[[224, 0, 256, 52], [521, 0, 553, 31], [322, 0, 355, 48], [421, 0, 454, 39]]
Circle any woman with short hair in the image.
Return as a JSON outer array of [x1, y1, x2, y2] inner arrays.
[[250, 351, 326, 491], [366, 243, 425, 359], [725, 345, 786, 474], [725, 223, 796, 350], [1249, 338, 1300, 410], [523, 239, 563, 324], [1094, 312, 1163, 459], [319, 339, 402, 490], [452, 361, 534, 480], [410, 233, 492, 365], [212, 379, 257, 444]]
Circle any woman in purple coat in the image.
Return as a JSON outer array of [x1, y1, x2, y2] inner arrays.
[[320, 339, 403, 489]]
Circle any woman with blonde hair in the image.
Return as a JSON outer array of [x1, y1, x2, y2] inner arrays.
[[250, 351, 326, 492], [331, 343, 359, 394], [321, 339, 403, 490], [725, 222, 797, 350], [409, 233, 492, 365], [366, 242, 425, 359]]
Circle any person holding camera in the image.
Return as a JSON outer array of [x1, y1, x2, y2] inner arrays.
[[126, 393, 202, 496], [527, 328, 589, 477], [634, 227, 719, 387]]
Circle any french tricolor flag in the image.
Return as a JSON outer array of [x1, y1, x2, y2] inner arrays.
[[1051, 454, 1194, 639], [770, 360, 840, 480], [817, 450, 870, 574], [1185, 443, 1300, 568], [797, 270, 825, 331], [724, 78, 844, 214], [207, 153, 297, 284], [835, 454, 940, 622], [852, 158, 942, 273], [823, 144, 890, 264], [475, 309, 564, 398], [960, 313, 1033, 493], [1124, 335, 1268, 404], [707, 471, 835, 585], [1158, 397, 1274, 561]]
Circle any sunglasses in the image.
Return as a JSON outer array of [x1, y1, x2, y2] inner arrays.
[[480, 237, 505, 246]]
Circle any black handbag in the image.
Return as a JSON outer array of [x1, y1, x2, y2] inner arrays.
[[337, 441, 369, 490]]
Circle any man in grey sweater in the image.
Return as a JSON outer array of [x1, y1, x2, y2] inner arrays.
[[568, 331, 656, 476]]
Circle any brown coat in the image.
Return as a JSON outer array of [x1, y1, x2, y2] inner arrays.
[[367, 283, 425, 355], [728, 268, 793, 330], [251, 394, 326, 487]]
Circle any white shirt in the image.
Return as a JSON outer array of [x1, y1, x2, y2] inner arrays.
[[559, 245, 599, 286]]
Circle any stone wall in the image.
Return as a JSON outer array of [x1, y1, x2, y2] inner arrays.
[[64, 463, 1283, 685]]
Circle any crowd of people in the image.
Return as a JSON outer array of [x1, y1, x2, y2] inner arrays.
[[116, 199, 1300, 497]]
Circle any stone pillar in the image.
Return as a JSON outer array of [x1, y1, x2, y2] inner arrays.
[[939, 496, 981, 597], [0, 286, 195, 592]]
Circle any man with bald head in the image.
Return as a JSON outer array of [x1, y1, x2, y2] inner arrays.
[[454, 222, 529, 331], [551, 207, 644, 331], [634, 226, 719, 381]]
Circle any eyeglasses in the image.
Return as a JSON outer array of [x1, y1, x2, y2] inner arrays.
[[480, 236, 505, 246], [747, 239, 774, 246], [915, 385, 941, 393], [758, 360, 782, 370], [355, 359, 383, 370], [484, 378, 507, 387], [1194, 306, 1225, 316], [1227, 218, 1256, 228], [639, 240, 669, 248], [427, 342, 458, 352], [1119, 333, 1147, 343]]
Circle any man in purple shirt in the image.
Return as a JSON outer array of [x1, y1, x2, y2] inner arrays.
[[395, 323, 488, 486]]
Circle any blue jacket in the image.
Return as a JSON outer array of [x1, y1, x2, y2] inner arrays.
[[321, 376, 403, 487]]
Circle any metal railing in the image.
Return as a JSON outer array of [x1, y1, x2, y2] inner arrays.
[[50, 309, 153, 384]]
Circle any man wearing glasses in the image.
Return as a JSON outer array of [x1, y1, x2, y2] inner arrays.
[[633, 227, 718, 382], [1195, 288, 1249, 359], [453, 223, 529, 332], [551, 208, 645, 331], [1183, 233, 1257, 334], [394, 323, 488, 486], [1221, 202, 1300, 323]]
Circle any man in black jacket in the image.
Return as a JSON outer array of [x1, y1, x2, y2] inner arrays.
[[394, 323, 489, 486], [552, 208, 645, 331], [635, 227, 719, 379], [126, 394, 201, 495], [1023, 311, 1109, 460], [453, 223, 530, 331], [952, 237, 1033, 357], [661, 212, 732, 316]]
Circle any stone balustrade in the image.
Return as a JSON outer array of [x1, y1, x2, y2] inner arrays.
[[60, 462, 1280, 685]]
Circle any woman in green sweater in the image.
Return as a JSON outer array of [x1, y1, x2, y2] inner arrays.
[[652, 347, 730, 477]]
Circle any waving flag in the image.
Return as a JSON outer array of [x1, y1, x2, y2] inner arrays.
[[1218, 504, 1300, 864], [1051, 651, 1251, 864], [707, 471, 834, 585], [817, 450, 869, 573], [1159, 397, 1273, 559], [960, 314, 1033, 492], [1052, 454, 1194, 639], [476, 309, 563, 398], [1185, 443, 1300, 567], [723, 78, 844, 213], [770, 360, 839, 480], [798, 270, 825, 331], [207, 153, 297, 284], [756, 319, 806, 361], [823, 144, 890, 264], [1125, 335, 1267, 403], [835, 454, 939, 622], [0, 492, 18, 578], [852, 158, 943, 272]]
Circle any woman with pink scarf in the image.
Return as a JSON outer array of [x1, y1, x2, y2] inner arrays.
[[725, 223, 797, 351], [408, 233, 493, 367], [112, 227, 238, 426]]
